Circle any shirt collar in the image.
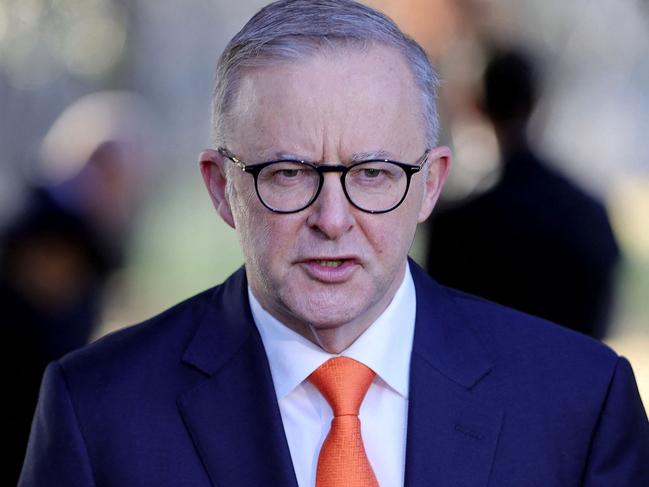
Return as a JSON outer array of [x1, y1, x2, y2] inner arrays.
[[249, 263, 416, 399]]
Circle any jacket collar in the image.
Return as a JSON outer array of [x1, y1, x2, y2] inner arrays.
[[409, 260, 494, 388], [181, 267, 252, 375], [405, 261, 502, 487], [178, 267, 298, 487]]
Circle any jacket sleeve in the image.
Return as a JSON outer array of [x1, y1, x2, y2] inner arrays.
[[582, 356, 649, 486], [18, 361, 96, 487]]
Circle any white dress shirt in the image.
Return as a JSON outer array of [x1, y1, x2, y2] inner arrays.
[[249, 264, 417, 487]]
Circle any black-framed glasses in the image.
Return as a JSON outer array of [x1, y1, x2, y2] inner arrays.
[[218, 147, 429, 214]]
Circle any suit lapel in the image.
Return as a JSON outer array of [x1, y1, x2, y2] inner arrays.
[[175, 263, 503, 486], [177, 268, 298, 487], [405, 263, 503, 487]]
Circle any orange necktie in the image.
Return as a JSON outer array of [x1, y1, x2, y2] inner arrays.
[[308, 357, 379, 487]]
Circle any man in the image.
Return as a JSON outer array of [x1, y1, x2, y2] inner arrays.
[[20, 1, 649, 486], [426, 49, 619, 340]]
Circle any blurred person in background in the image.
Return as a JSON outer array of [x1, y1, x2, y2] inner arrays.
[[1, 91, 154, 485], [427, 49, 620, 340], [19, 2, 649, 486]]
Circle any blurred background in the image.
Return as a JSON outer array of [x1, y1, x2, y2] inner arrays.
[[1, 0, 648, 477]]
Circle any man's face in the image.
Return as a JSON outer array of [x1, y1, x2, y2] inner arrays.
[[201, 45, 449, 350]]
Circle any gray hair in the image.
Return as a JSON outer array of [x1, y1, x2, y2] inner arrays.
[[212, 0, 440, 148]]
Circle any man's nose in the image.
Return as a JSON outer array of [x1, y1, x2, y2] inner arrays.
[[306, 173, 354, 240]]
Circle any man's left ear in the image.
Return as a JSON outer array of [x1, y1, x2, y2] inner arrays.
[[417, 146, 451, 222]]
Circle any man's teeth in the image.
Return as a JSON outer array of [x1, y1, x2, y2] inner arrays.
[[317, 260, 343, 267]]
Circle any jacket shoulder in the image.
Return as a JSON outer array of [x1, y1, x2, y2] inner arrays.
[[447, 286, 618, 365], [58, 285, 219, 379]]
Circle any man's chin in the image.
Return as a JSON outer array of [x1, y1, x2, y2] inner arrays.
[[285, 296, 372, 332]]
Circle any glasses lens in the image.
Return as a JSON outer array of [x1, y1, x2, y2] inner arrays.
[[345, 161, 408, 212], [257, 161, 320, 211]]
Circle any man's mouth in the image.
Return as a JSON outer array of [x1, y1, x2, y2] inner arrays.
[[316, 260, 343, 268], [299, 257, 359, 283]]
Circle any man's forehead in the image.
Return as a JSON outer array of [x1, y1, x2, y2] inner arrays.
[[233, 44, 414, 104], [225, 45, 425, 158]]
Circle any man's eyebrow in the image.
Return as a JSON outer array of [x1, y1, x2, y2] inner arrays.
[[255, 149, 397, 163], [349, 150, 395, 162], [253, 150, 308, 162]]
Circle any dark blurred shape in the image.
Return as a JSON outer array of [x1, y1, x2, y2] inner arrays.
[[1, 187, 111, 483], [426, 48, 620, 340], [1, 92, 155, 484]]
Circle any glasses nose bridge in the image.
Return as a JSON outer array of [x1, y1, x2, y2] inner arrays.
[[318, 164, 350, 184], [314, 165, 351, 204], [317, 164, 347, 176]]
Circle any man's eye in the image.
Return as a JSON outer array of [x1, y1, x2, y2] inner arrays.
[[353, 166, 388, 180], [277, 169, 300, 178], [361, 168, 383, 178], [261, 164, 309, 184]]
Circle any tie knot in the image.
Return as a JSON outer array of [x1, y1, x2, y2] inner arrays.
[[308, 357, 376, 416]]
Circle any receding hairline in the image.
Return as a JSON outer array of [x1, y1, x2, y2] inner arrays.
[[217, 38, 434, 144], [212, 0, 440, 148]]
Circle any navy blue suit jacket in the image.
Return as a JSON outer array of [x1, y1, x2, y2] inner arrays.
[[20, 263, 649, 486]]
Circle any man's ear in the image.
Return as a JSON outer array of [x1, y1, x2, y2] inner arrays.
[[199, 149, 236, 228], [417, 146, 451, 223]]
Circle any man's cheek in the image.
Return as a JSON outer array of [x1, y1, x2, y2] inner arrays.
[[368, 225, 392, 256]]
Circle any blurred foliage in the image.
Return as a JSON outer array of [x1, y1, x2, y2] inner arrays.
[[0, 0, 127, 88]]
